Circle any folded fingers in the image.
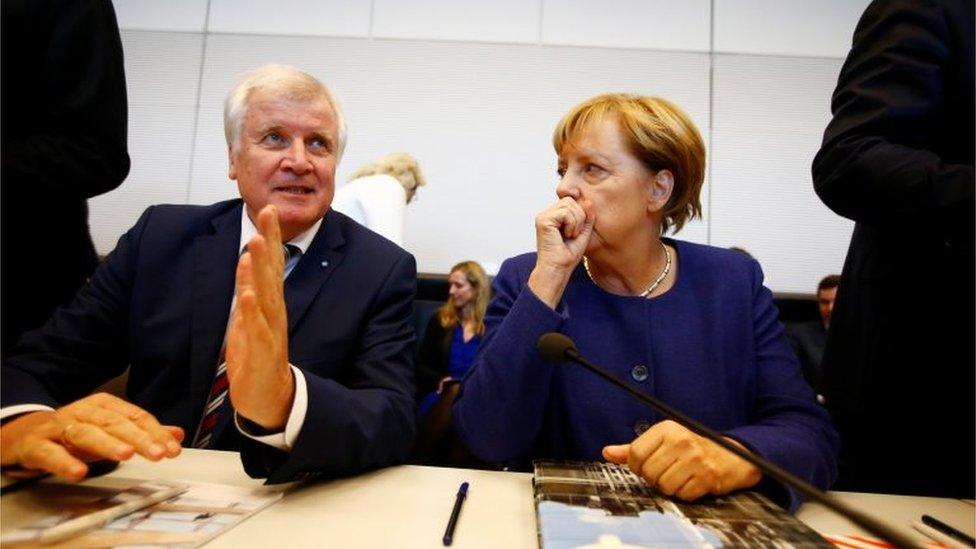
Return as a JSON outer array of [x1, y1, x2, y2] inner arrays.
[[554, 198, 586, 238]]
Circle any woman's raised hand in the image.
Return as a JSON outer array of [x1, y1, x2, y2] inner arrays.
[[528, 197, 595, 309]]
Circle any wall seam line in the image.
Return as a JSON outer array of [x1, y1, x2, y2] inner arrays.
[[369, 0, 376, 38], [184, 0, 213, 204], [706, 0, 715, 245], [537, 0, 544, 45]]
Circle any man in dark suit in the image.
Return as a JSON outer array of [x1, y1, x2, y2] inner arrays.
[[0, 65, 417, 484], [784, 274, 839, 390], [813, 0, 974, 497]]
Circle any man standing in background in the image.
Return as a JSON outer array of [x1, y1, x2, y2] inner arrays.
[[813, 0, 974, 497], [1, 0, 130, 353], [785, 274, 839, 390]]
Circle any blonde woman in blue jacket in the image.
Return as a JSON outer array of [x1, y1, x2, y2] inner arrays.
[[454, 94, 838, 512]]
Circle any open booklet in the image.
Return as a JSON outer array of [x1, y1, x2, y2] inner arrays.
[[0, 477, 282, 548], [533, 460, 832, 548]]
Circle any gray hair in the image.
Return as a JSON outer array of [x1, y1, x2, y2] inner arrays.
[[224, 64, 347, 160]]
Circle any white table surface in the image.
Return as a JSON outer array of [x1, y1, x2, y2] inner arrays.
[[2, 449, 973, 548]]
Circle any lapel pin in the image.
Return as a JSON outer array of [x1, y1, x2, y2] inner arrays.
[[321, 260, 329, 268]]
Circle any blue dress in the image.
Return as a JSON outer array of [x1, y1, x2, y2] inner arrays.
[[453, 239, 839, 511], [417, 325, 481, 416]]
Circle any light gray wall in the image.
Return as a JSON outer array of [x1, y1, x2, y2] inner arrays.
[[97, 0, 868, 293]]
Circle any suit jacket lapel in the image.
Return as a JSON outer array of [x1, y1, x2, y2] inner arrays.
[[189, 203, 242, 416], [214, 212, 344, 447], [198, 207, 343, 447], [285, 210, 346, 334]]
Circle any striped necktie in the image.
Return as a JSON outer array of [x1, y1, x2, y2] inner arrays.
[[191, 244, 302, 449]]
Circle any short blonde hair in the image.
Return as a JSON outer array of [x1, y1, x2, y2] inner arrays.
[[348, 152, 427, 204], [553, 94, 705, 234], [224, 64, 347, 160]]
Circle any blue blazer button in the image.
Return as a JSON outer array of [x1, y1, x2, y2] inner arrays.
[[631, 364, 648, 382]]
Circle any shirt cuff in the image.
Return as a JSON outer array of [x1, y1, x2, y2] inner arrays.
[[0, 404, 54, 423], [234, 365, 308, 451]]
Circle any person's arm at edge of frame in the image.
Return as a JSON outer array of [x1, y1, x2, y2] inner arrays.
[[3, 0, 129, 200], [812, 0, 974, 229]]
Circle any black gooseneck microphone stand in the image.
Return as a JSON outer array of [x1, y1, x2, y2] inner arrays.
[[537, 332, 922, 549]]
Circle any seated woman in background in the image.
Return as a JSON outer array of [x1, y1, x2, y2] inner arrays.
[[453, 94, 838, 511], [331, 152, 426, 246], [416, 260, 490, 416]]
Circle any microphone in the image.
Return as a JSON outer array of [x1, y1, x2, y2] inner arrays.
[[537, 332, 576, 362], [537, 332, 921, 549]]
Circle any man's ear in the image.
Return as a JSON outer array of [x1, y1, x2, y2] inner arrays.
[[228, 146, 238, 180], [647, 169, 674, 213]]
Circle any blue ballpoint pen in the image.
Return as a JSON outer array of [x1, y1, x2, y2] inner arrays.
[[442, 482, 469, 546]]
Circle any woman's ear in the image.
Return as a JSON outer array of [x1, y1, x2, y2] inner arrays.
[[647, 169, 674, 213]]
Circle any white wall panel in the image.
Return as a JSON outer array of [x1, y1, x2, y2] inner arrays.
[[120, 31, 203, 107], [112, 0, 208, 32], [710, 54, 852, 293], [89, 32, 204, 254], [208, 0, 371, 38], [89, 106, 199, 251], [542, 0, 710, 52], [95, 3, 863, 288], [714, 0, 870, 58], [372, 0, 539, 44], [189, 35, 709, 274]]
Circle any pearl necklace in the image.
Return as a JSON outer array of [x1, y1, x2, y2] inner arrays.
[[582, 241, 672, 299]]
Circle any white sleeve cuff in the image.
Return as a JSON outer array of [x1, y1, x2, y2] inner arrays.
[[234, 365, 308, 451], [0, 404, 54, 422]]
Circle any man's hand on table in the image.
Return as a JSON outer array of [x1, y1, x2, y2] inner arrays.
[[0, 393, 183, 481]]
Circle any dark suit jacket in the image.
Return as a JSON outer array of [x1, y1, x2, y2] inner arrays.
[[812, 0, 974, 496], [2, 199, 417, 483], [783, 321, 826, 389], [1, 0, 130, 353]]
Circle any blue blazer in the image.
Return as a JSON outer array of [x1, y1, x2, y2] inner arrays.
[[2, 199, 417, 483], [454, 240, 839, 511]]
